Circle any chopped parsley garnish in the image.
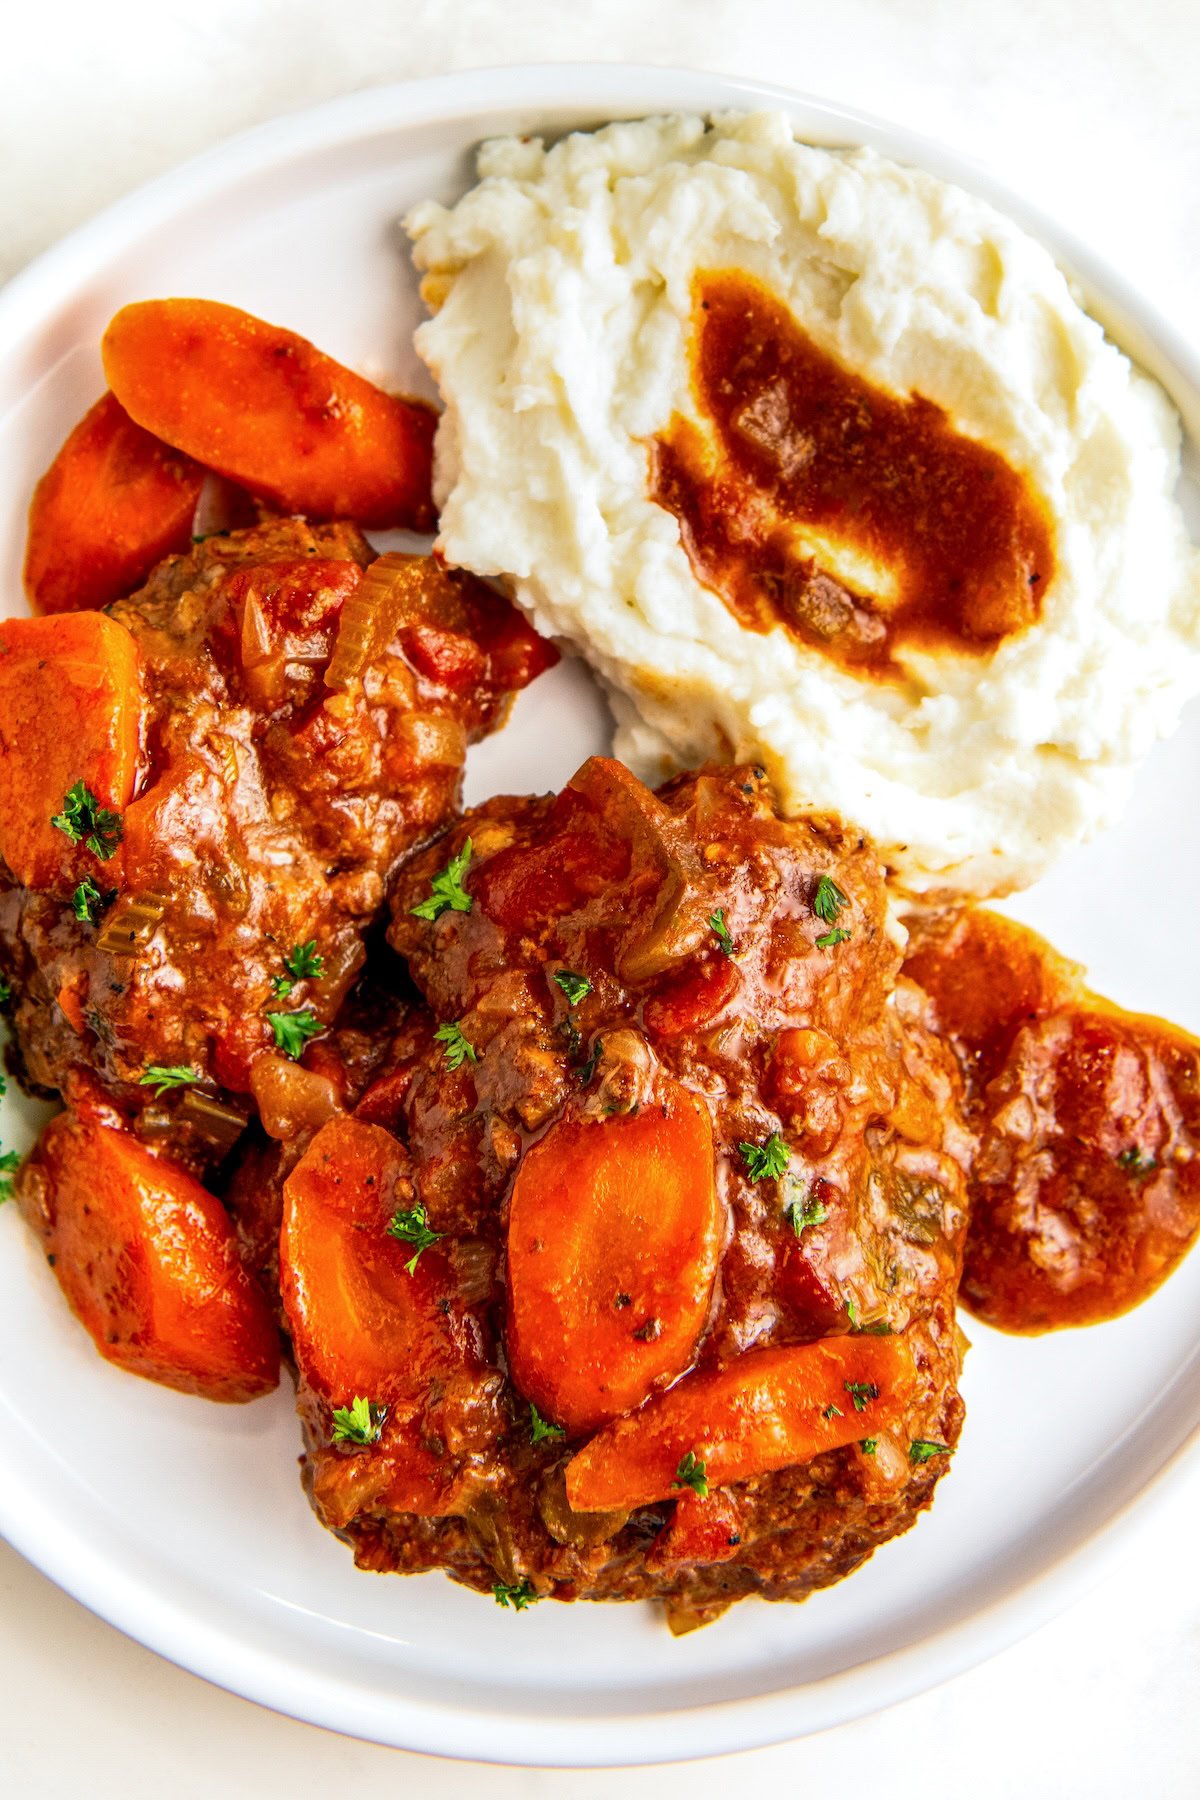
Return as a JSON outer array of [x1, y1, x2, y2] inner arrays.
[[844, 1380, 880, 1414], [845, 1298, 859, 1328], [786, 1190, 829, 1234], [816, 928, 852, 950], [577, 1042, 601, 1086], [554, 969, 592, 1007], [812, 874, 849, 927], [138, 1065, 198, 1097], [709, 909, 735, 957], [860, 1438, 878, 1456], [493, 1578, 538, 1611], [330, 1396, 386, 1447], [671, 1450, 710, 1499], [529, 1402, 565, 1445], [266, 1008, 322, 1060], [71, 877, 108, 924], [270, 975, 293, 997], [1117, 1146, 1157, 1178], [386, 1201, 442, 1273], [821, 1402, 843, 1420], [0, 978, 10, 1004], [410, 838, 473, 922], [739, 1132, 790, 1183], [0, 1148, 21, 1204], [50, 780, 123, 861], [910, 1439, 953, 1464], [276, 940, 325, 993], [435, 1020, 480, 1070]]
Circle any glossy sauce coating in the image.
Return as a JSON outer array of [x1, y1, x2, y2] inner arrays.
[[905, 907, 1200, 1330], [320, 758, 970, 1628], [0, 519, 554, 1115], [651, 271, 1055, 677]]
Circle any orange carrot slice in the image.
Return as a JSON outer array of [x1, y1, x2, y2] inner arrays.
[[17, 1112, 279, 1401], [0, 611, 142, 888], [506, 1080, 721, 1435], [565, 1333, 918, 1511], [280, 1115, 471, 1404], [103, 298, 436, 529], [23, 390, 204, 615]]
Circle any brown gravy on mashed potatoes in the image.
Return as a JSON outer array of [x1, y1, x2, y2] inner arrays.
[[652, 270, 1056, 678]]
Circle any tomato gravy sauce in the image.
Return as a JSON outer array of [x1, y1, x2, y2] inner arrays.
[[651, 271, 1055, 678]]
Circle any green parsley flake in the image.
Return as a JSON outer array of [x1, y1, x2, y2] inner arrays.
[[739, 1133, 789, 1183], [529, 1402, 565, 1445], [50, 780, 123, 861], [435, 1020, 480, 1071], [493, 1578, 538, 1611], [812, 874, 849, 926], [0, 1148, 21, 1204], [330, 1396, 386, 1447], [410, 838, 473, 922], [816, 927, 852, 950], [786, 1187, 829, 1235], [554, 969, 592, 1007], [860, 1438, 879, 1456], [844, 1380, 880, 1414], [577, 1042, 601, 1086], [909, 1439, 953, 1464], [386, 1202, 442, 1273], [284, 939, 324, 982], [266, 1008, 322, 1060], [821, 1402, 843, 1420], [72, 876, 107, 924], [1117, 1146, 1157, 1178], [0, 978, 10, 1004], [672, 1450, 710, 1499], [138, 1065, 198, 1098], [271, 974, 294, 998], [709, 909, 735, 957]]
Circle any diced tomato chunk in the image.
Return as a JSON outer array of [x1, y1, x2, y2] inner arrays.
[[644, 956, 740, 1036]]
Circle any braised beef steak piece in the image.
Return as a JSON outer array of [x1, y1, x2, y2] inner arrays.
[[274, 759, 970, 1630], [0, 520, 554, 1144]]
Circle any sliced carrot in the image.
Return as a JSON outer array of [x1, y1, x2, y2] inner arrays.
[[506, 1080, 722, 1435], [280, 1115, 474, 1404], [102, 298, 436, 529], [17, 1111, 279, 1401], [23, 390, 203, 615], [0, 611, 142, 888], [565, 1333, 918, 1511]]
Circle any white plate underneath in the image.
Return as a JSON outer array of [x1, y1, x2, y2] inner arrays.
[[1, 63, 1199, 1768]]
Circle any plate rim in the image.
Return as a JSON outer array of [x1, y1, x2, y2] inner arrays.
[[1, 59, 1199, 1766]]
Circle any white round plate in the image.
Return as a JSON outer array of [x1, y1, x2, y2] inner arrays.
[[1, 63, 1199, 1769]]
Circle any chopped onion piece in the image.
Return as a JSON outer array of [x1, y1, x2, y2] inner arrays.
[[250, 1053, 340, 1140], [95, 891, 167, 957], [393, 713, 467, 768]]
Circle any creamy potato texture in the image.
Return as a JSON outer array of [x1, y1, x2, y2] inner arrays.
[[406, 111, 1200, 897]]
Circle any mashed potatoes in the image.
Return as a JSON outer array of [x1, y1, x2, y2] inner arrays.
[[406, 111, 1200, 897]]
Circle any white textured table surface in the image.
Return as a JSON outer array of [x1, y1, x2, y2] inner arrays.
[[4, 3, 1200, 1793]]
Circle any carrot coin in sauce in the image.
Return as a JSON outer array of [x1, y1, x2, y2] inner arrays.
[[651, 271, 1055, 678]]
